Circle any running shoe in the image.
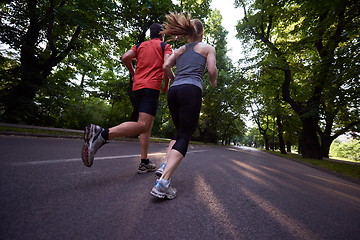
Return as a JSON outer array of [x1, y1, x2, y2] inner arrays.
[[137, 160, 156, 174], [155, 163, 166, 177], [81, 124, 107, 167], [151, 179, 177, 200]]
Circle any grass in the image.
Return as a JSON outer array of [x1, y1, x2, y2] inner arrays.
[[265, 150, 360, 182], [0, 125, 173, 143], [0, 126, 83, 138], [327, 156, 359, 163]]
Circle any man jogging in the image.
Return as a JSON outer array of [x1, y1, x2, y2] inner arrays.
[[81, 23, 172, 174]]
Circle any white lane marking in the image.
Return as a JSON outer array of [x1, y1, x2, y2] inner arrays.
[[8, 149, 207, 166]]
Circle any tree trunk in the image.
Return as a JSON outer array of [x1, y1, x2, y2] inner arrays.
[[264, 135, 270, 150], [277, 116, 287, 154], [321, 136, 332, 158], [298, 137, 302, 154], [1, 0, 41, 123], [286, 141, 292, 153], [2, 65, 43, 123], [300, 117, 322, 159]]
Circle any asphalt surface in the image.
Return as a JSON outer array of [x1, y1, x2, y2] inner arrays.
[[1, 135, 359, 240]]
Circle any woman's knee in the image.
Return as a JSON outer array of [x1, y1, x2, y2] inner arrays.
[[172, 137, 190, 157]]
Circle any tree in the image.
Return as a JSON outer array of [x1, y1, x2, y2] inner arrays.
[[196, 9, 247, 144], [239, 126, 264, 148], [249, 101, 271, 150], [0, 0, 123, 123], [242, 57, 295, 153], [0, 0, 216, 128], [236, 0, 360, 159]]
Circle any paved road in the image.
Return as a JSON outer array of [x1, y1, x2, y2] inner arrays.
[[1, 136, 359, 240]]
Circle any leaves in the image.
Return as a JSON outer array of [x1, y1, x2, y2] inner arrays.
[[236, 0, 359, 158]]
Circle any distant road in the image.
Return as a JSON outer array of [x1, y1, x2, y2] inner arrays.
[[1, 136, 359, 240]]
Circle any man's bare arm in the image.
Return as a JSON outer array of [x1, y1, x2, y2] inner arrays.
[[121, 49, 136, 76]]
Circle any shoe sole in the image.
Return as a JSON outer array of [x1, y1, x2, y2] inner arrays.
[[165, 193, 176, 200], [81, 143, 91, 167], [150, 188, 166, 199], [150, 187, 176, 200], [137, 168, 156, 174], [81, 125, 93, 167]]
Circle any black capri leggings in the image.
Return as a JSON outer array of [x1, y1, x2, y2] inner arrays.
[[167, 84, 202, 157]]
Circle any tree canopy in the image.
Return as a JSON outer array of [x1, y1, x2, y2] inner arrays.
[[235, 0, 360, 158]]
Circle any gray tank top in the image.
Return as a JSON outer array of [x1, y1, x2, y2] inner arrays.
[[171, 42, 206, 90]]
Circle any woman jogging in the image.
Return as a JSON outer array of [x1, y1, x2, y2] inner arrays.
[[151, 12, 217, 199]]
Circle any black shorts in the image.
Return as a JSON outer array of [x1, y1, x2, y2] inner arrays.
[[133, 88, 160, 117]]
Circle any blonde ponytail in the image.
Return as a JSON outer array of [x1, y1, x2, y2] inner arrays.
[[161, 12, 203, 41]]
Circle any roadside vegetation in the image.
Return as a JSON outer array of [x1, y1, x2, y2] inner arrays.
[[265, 150, 360, 182], [330, 140, 360, 162], [0, 126, 83, 138]]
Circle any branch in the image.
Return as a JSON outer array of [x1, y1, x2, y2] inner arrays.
[[332, 121, 360, 140], [314, 11, 328, 57], [260, 0, 265, 36], [241, 1, 302, 114], [241, 1, 248, 23], [326, 6, 347, 53], [266, 15, 272, 39], [317, 124, 324, 138], [22, 0, 40, 49], [41, 26, 81, 79], [20, 0, 41, 65], [55, 26, 81, 65], [46, 0, 57, 54], [252, 27, 302, 113]]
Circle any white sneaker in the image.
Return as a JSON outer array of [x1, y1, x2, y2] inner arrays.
[[81, 124, 107, 167], [150, 179, 177, 200]]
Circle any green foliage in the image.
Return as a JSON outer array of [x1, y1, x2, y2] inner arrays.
[[266, 150, 360, 180], [330, 139, 360, 162], [0, 0, 125, 122], [60, 97, 111, 130], [0, 0, 248, 144], [239, 126, 264, 148], [175, 0, 212, 19], [235, 0, 360, 158]]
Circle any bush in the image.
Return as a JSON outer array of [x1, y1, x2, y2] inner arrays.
[[59, 98, 111, 130], [330, 139, 360, 161]]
